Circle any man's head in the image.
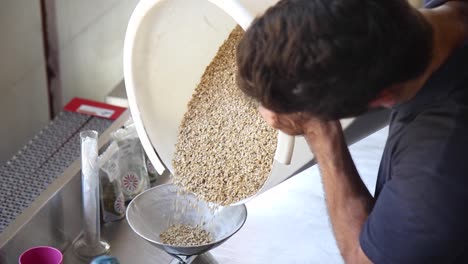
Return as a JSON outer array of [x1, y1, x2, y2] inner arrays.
[[236, 0, 433, 120]]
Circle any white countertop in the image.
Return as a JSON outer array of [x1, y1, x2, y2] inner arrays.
[[63, 127, 387, 264]]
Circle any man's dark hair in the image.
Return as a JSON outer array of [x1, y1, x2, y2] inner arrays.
[[236, 0, 433, 120]]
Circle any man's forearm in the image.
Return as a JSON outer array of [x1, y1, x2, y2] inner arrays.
[[304, 123, 374, 263]]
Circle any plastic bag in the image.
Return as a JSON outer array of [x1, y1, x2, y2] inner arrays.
[[99, 142, 126, 222], [112, 123, 150, 201]]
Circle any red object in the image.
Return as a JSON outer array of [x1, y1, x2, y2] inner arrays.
[[64, 97, 126, 120]]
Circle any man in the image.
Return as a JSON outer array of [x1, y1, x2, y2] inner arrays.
[[236, 0, 468, 263]]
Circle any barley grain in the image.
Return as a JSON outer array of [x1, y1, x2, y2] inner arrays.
[[172, 26, 277, 205], [160, 224, 212, 246]]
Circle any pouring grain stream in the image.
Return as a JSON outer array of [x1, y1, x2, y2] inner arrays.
[[159, 26, 276, 247]]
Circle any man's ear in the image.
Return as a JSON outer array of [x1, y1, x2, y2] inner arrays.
[[368, 89, 397, 108]]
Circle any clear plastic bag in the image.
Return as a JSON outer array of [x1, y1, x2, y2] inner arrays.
[[99, 142, 126, 222], [112, 123, 150, 201]]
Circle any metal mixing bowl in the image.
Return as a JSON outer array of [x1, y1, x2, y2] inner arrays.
[[126, 184, 248, 257]]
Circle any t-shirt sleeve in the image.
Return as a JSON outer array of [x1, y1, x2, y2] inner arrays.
[[359, 128, 468, 263]]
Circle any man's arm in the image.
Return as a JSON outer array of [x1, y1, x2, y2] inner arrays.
[[303, 121, 373, 264], [258, 107, 374, 263]]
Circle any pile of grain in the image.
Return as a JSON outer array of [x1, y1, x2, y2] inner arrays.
[[172, 26, 277, 206], [160, 224, 213, 246]]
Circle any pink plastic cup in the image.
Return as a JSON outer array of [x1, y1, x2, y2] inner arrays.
[[19, 246, 63, 264]]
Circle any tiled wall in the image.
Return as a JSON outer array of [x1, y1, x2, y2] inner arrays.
[[0, 1, 50, 163], [54, 0, 139, 104]]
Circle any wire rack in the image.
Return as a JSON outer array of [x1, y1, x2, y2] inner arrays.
[[0, 112, 113, 233]]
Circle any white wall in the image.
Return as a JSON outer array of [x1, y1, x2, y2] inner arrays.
[[54, 0, 139, 104], [0, 0, 139, 163], [0, 1, 50, 163]]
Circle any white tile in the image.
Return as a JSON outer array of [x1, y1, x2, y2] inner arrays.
[[0, 0, 45, 89], [54, 0, 122, 48], [0, 65, 49, 164], [59, 0, 139, 104]]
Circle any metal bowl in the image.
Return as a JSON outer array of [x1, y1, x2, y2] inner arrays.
[[126, 184, 247, 256]]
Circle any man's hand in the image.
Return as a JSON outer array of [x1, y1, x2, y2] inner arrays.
[[258, 105, 342, 147], [258, 105, 315, 135]]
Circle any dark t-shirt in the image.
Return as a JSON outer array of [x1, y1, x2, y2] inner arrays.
[[359, 1, 468, 263]]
